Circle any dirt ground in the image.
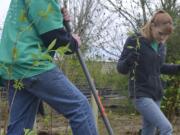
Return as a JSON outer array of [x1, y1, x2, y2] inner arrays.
[[0, 101, 179, 135], [36, 112, 180, 135], [98, 113, 180, 135]]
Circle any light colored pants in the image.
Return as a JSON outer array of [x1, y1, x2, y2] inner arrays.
[[133, 97, 173, 135], [6, 67, 98, 135]]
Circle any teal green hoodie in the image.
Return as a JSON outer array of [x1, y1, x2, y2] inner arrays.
[[0, 0, 64, 80]]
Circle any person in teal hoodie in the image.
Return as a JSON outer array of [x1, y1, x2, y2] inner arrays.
[[0, 0, 98, 135]]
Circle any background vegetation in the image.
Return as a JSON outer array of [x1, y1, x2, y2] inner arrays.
[[0, 0, 180, 134]]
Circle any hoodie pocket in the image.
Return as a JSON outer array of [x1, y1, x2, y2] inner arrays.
[[147, 75, 163, 90], [147, 75, 158, 89]]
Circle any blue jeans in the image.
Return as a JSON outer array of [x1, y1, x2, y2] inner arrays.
[[133, 97, 172, 135], [7, 67, 98, 135]]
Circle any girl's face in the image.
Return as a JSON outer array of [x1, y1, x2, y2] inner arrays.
[[151, 25, 170, 44]]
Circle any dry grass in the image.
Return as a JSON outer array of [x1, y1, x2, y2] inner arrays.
[[36, 112, 180, 135]]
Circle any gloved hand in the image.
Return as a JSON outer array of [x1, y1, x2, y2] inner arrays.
[[61, 7, 70, 22], [126, 51, 139, 66]]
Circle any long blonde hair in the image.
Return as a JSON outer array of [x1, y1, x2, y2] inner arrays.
[[140, 10, 173, 41]]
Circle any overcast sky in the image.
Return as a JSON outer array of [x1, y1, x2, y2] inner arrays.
[[1, 0, 180, 27], [0, 0, 11, 27]]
